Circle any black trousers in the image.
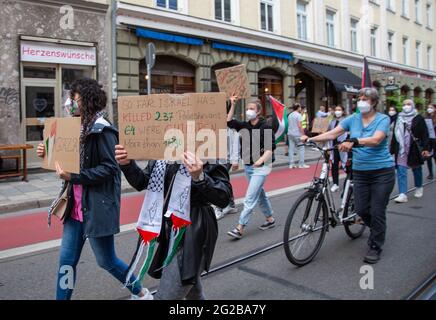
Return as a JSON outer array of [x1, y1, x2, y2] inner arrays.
[[353, 167, 395, 250]]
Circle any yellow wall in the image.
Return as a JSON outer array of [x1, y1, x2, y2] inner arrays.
[[115, 0, 436, 70]]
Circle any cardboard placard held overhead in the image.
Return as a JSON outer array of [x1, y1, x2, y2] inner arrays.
[[42, 117, 81, 174], [118, 93, 228, 161], [311, 118, 331, 134], [215, 64, 251, 99]]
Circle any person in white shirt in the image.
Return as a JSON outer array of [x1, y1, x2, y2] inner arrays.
[[316, 105, 329, 118], [287, 103, 309, 169]]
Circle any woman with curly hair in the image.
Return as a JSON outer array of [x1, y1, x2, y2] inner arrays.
[[37, 78, 151, 300]]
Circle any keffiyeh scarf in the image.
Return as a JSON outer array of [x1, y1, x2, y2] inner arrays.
[[125, 161, 192, 287], [395, 109, 418, 156]]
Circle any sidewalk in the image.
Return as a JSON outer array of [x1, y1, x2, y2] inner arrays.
[[0, 145, 321, 214]]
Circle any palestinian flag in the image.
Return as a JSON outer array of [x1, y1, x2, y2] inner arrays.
[[361, 57, 372, 88], [268, 95, 288, 143], [45, 120, 57, 166]]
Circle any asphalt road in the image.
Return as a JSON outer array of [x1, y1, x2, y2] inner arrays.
[[0, 170, 435, 300]]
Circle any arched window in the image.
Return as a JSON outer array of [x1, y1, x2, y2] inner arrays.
[[139, 55, 195, 94], [258, 68, 283, 116]]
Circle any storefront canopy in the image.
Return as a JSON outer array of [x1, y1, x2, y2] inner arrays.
[[136, 28, 204, 46], [299, 61, 362, 93], [212, 42, 293, 61]]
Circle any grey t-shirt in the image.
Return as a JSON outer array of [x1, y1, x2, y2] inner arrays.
[[287, 111, 303, 137]]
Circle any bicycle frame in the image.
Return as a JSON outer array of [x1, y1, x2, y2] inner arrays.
[[304, 142, 354, 227]]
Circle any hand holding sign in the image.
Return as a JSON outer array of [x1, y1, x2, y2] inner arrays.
[[42, 117, 81, 174], [115, 144, 131, 166]]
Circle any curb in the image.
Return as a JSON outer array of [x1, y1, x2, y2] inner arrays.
[[0, 155, 320, 215]]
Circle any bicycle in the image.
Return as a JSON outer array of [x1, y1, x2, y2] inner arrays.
[[283, 142, 366, 267]]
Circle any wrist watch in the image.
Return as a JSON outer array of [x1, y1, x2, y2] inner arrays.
[[193, 172, 205, 182]]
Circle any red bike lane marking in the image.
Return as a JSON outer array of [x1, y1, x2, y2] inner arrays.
[[0, 165, 320, 251]]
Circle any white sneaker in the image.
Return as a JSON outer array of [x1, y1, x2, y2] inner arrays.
[[215, 208, 225, 220], [289, 165, 297, 169], [130, 288, 153, 300], [330, 184, 340, 193], [394, 194, 408, 203], [222, 205, 238, 215], [414, 187, 424, 198], [298, 164, 310, 169]]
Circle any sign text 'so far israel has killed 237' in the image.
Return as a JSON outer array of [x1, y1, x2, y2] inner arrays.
[[118, 93, 228, 161]]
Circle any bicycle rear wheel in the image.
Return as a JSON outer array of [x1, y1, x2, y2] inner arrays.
[[342, 186, 366, 239], [283, 191, 328, 267]]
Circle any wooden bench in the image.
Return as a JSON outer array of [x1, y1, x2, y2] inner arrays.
[[0, 144, 33, 182]]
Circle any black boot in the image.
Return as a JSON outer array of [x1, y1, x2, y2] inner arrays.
[[363, 246, 382, 264]]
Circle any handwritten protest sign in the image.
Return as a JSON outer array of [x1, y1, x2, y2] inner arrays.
[[118, 93, 228, 161], [215, 64, 251, 99], [311, 118, 330, 134], [42, 117, 80, 174]]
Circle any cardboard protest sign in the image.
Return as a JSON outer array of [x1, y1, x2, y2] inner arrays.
[[42, 117, 81, 174], [118, 93, 228, 161], [311, 118, 330, 134], [215, 64, 251, 99]]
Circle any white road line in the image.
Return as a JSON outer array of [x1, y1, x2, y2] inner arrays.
[[0, 177, 330, 260]]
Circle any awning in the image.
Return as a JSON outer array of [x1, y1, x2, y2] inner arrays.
[[299, 61, 361, 93], [212, 42, 293, 61], [136, 28, 204, 46]]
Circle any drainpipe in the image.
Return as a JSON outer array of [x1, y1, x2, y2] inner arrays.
[[111, 0, 118, 126]]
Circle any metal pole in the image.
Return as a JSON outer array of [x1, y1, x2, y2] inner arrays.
[[147, 64, 151, 95]]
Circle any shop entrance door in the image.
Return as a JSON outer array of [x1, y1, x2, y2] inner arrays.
[[21, 80, 57, 167]]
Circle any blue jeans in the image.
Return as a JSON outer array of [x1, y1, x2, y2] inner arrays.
[[288, 135, 305, 166], [238, 165, 274, 226], [396, 165, 423, 194], [56, 218, 142, 300]]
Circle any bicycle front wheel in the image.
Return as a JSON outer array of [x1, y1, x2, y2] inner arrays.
[[283, 191, 328, 267]]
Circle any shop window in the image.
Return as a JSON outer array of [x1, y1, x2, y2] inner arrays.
[[25, 86, 55, 141], [23, 66, 56, 79], [258, 68, 283, 116]]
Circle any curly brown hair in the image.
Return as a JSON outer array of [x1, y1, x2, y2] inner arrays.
[[70, 78, 107, 127]]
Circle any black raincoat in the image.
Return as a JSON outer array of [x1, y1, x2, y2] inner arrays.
[[121, 160, 231, 284]]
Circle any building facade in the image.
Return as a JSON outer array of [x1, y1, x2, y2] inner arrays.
[[114, 0, 436, 120], [1, 0, 436, 168], [0, 0, 111, 167]]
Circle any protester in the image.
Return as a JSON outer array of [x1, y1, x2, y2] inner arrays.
[[301, 88, 396, 264], [37, 78, 151, 300], [301, 105, 310, 135], [115, 148, 231, 300], [215, 96, 240, 220], [287, 103, 309, 169], [388, 106, 398, 124], [425, 104, 436, 180], [316, 105, 329, 118], [327, 105, 348, 192], [390, 100, 430, 203], [327, 106, 335, 121], [226, 98, 276, 239]]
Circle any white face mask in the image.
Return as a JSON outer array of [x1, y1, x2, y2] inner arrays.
[[357, 101, 371, 114], [428, 108, 435, 114], [402, 104, 414, 114], [246, 109, 257, 121], [334, 111, 343, 118], [388, 110, 397, 117], [64, 97, 79, 116]]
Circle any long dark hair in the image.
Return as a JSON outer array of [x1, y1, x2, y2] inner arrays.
[[70, 78, 107, 127]]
